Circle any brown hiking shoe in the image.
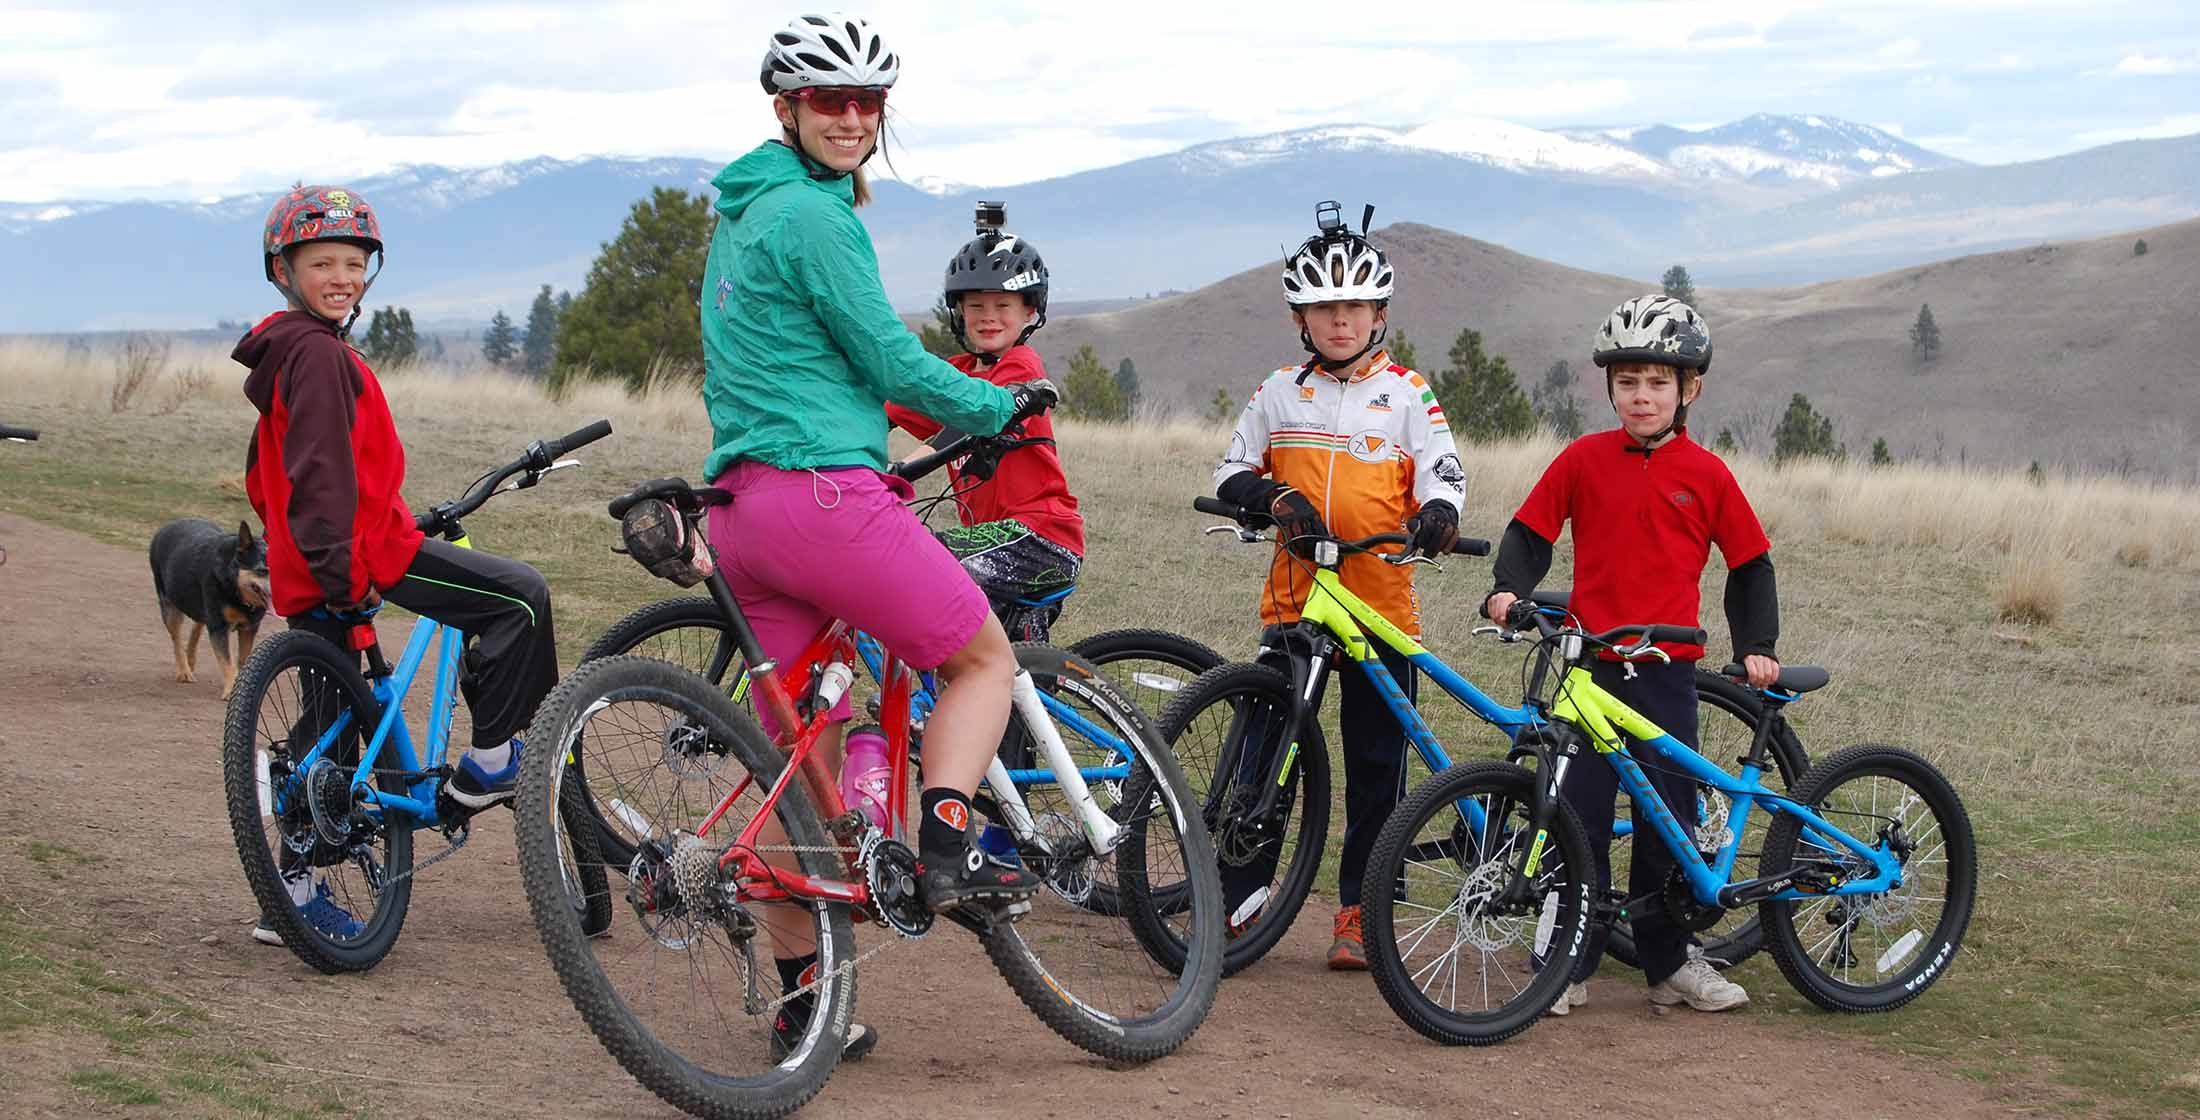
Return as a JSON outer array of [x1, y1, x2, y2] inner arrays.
[[1327, 905, 1368, 970]]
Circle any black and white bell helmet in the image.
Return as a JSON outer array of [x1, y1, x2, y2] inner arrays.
[[759, 12, 901, 93], [1591, 295, 1713, 374]]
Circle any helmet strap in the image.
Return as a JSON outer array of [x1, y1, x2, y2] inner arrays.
[[1295, 317, 1388, 377]]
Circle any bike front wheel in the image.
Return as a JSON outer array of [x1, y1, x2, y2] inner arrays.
[[1362, 761, 1595, 1046], [1148, 661, 1330, 976], [1066, 627, 1226, 712], [515, 655, 858, 1119], [220, 629, 414, 974], [1759, 743, 1977, 1013], [979, 645, 1224, 1063]]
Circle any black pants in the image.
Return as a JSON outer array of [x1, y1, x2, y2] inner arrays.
[[1231, 630, 1416, 911], [288, 538, 557, 750], [1566, 658, 1701, 986]]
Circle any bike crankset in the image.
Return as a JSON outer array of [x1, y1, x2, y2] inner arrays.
[[862, 837, 933, 937]]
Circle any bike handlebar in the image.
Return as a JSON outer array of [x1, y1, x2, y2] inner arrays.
[[0, 424, 38, 441], [1511, 603, 1706, 654], [1192, 497, 1492, 557], [890, 386, 1057, 484], [415, 418, 613, 534]]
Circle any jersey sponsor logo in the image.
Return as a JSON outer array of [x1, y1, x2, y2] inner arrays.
[[1366, 392, 1393, 412], [1227, 431, 1247, 464], [1347, 429, 1389, 463], [1432, 453, 1466, 487], [1298, 384, 1317, 401], [714, 277, 735, 311], [1669, 489, 1696, 508], [932, 798, 970, 832]]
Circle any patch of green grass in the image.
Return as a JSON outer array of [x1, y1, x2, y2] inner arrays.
[[66, 1068, 163, 1105]]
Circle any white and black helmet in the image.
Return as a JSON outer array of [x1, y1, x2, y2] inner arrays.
[[759, 12, 901, 93], [1281, 233, 1394, 306], [1591, 295, 1713, 374]]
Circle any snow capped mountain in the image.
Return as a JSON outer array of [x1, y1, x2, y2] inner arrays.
[[1562, 113, 1965, 188], [1167, 119, 1666, 179]]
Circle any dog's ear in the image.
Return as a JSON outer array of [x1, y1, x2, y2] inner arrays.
[[236, 520, 256, 554]]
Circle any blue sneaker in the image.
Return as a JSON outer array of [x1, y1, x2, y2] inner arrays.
[[450, 740, 523, 809], [259, 882, 364, 943]]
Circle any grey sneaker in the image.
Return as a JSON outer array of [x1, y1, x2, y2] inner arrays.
[[1545, 981, 1590, 1016], [1649, 957, 1749, 1012]]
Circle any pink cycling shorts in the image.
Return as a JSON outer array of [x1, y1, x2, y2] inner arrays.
[[707, 461, 991, 730]]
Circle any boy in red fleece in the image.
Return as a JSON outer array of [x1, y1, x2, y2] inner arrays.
[[885, 209, 1083, 642], [236, 185, 558, 943]]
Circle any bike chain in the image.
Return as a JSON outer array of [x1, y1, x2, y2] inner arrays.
[[733, 840, 924, 1017], [371, 823, 471, 889]]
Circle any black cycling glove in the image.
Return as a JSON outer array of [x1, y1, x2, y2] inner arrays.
[[1267, 486, 1328, 558], [1405, 499, 1459, 558]]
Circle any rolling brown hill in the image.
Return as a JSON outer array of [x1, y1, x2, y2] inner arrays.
[[1034, 219, 2200, 478]]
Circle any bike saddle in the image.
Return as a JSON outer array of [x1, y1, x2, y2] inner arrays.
[[608, 477, 732, 518]]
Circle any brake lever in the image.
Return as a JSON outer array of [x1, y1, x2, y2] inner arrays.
[[1615, 638, 1674, 663], [1203, 524, 1268, 544], [498, 458, 581, 493], [1390, 554, 1444, 571], [1472, 624, 1524, 644]]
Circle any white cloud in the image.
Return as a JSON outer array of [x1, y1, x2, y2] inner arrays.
[[2113, 53, 2198, 76]]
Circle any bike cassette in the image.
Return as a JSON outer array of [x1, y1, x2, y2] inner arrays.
[[862, 837, 933, 937], [303, 758, 360, 849], [1662, 868, 1728, 933]]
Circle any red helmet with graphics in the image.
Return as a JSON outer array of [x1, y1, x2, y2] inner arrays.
[[262, 184, 383, 282]]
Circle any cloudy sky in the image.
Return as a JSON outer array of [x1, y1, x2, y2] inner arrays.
[[4, 0, 2197, 203]]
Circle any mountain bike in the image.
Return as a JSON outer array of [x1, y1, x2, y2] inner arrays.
[[511, 471, 1224, 1117], [1150, 497, 1807, 976], [577, 426, 1227, 877], [219, 421, 615, 973], [1, 423, 36, 568], [1361, 601, 1975, 1044]]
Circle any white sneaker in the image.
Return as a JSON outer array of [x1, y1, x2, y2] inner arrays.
[[1545, 981, 1590, 1017], [1649, 958, 1749, 1012]]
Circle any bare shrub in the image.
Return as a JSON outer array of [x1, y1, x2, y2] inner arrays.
[[154, 365, 215, 415], [1995, 544, 2069, 624], [2115, 535, 2153, 569], [109, 333, 170, 413]]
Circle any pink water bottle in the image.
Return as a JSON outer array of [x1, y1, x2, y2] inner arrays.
[[839, 724, 893, 830]]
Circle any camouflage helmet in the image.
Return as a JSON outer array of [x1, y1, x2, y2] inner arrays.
[[262, 184, 382, 281], [1591, 295, 1712, 374]]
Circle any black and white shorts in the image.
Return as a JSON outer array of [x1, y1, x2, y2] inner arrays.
[[935, 519, 1082, 643]]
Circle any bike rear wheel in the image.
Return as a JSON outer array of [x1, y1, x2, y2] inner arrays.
[[979, 645, 1224, 1063], [1759, 744, 1976, 1013], [1148, 662, 1329, 976], [515, 656, 857, 1119], [220, 629, 414, 973], [1603, 668, 1809, 971], [1362, 761, 1594, 1046]]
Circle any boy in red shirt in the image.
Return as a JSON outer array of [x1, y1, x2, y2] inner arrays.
[[886, 208, 1083, 642], [237, 185, 560, 943], [1481, 295, 1781, 1014]]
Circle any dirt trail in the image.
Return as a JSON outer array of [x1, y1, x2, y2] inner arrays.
[[0, 511, 2061, 1118]]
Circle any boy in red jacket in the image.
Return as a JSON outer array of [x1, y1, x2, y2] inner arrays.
[[1482, 295, 1781, 1015], [237, 185, 559, 943], [886, 209, 1083, 642]]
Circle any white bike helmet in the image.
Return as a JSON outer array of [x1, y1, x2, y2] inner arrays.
[[1591, 295, 1712, 374], [1281, 232, 1394, 306], [759, 12, 901, 93]]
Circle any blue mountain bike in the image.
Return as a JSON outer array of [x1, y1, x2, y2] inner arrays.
[[220, 422, 615, 973]]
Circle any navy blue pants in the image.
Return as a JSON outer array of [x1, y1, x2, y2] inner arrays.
[[1566, 658, 1701, 986]]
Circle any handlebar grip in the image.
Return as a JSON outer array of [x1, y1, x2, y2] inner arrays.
[[1639, 625, 1709, 648], [0, 425, 38, 441], [1193, 497, 1243, 519], [546, 419, 613, 458], [1451, 537, 1492, 557]]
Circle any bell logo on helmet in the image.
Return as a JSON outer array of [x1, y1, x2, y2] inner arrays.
[[1002, 271, 1041, 292], [323, 207, 353, 221]]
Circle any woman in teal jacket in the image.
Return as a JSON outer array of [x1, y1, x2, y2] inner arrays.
[[700, 12, 1053, 1063]]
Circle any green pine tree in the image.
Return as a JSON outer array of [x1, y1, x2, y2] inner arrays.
[[360, 307, 418, 369], [554, 187, 714, 393], [1205, 386, 1241, 427], [482, 310, 518, 367], [521, 284, 559, 378], [1060, 345, 1127, 422], [919, 296, 959, 358], [1114, 358, 1142, 414], [1531, 359, 1585, 439], [1870, 437, 1893, 466], [1434, 327, 1535, 442], [1909, 303, 1942, 364], [1662, 265, 1696, 306], [1388, 329, 1419, 372], [1772, 393, 1844, 464]]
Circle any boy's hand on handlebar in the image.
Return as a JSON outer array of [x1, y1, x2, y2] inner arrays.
[[1406, 500, 1459, 558], [1482, 591, 1518, 625], [1009, 378, 1059, 418], [1269, 486, 1327, 559], [1741, 654, 1781, 689]]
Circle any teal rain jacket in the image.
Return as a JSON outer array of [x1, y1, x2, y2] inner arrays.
[[700, 141, 1014, 480]]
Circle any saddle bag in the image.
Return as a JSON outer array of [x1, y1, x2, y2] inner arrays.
[[617, 497, 715, 587]]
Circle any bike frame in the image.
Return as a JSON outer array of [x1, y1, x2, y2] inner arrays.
[[1546, 666, 1902, 903]]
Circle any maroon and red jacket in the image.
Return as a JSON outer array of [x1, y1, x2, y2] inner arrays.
[[884, 346, 1085, 556], [237, 311, 425, 617]]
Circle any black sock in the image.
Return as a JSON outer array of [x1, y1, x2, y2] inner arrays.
[[919, 787, 972, 859], [776, 953, 818, 1026]]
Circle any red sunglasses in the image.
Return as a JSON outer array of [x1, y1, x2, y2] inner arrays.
[[786, 86, 888, 116]]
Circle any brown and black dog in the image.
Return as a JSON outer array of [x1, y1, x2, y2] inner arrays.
[[149, 518, 271, 699]]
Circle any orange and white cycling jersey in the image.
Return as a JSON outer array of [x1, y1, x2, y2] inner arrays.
[[1215, 349, 1466, 636]]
